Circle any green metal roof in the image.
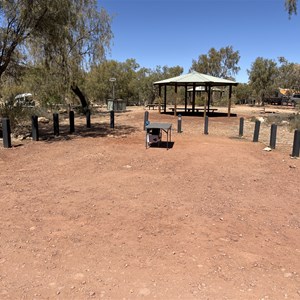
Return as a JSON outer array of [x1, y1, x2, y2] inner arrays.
[[153, 71, 238, 86]]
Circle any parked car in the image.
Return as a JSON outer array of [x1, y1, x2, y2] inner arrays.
[[289, 94, 300, 106], [14, 93, 35, 107]]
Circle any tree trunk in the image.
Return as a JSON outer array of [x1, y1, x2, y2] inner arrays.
[[71, 84, 89, 111]]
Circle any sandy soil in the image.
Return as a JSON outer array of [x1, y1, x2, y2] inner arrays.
[[0, 105, 299, 299]]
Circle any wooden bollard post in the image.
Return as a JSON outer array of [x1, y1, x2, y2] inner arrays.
[[204, 116, 209, 135], [253, 120, 260, 142], [86, 109, 91, 128], [69, 111, 75, 133], [269, 124, 277, 149], [2, 118, 12, 148], [239, 117, 244, 137], [31, 115, 39, 141], [53, 113, 59, 136], [110, 110, 115, 129], [291, 129, 300, 158]]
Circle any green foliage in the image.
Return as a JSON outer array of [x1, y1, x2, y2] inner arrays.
[[85, 61, 183, 105], [191, 46, 240, 79], [0, 0, 113, 109], [195, 96, 205, 106], [235, 83, 255, 103], [265, 112, 300, 130], [248, 57, 278, 103], [289, 113, 300, 130], [285, 0, 297, 16], [276, 57, 300, 90], [0, 102, 40, 133]]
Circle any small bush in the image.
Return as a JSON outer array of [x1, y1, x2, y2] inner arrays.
[[264, 112, 300, 131], [0, 103, 50, 136], [264, 114, 288, 126], [288, 113, 300, 131]]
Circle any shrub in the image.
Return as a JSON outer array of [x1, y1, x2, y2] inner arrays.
[[288, 113, 300, 131], [0, 103, 50, 136]]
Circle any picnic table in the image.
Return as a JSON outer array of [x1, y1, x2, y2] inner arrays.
[[169, 107, 218, 113], [145, 104, 163, 110], [145, 122, 172, 149]]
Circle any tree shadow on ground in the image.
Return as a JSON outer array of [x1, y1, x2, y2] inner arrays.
[[38, 121, 139, 143], [161, 111, 237, 117], [146, 141, 175, 149]]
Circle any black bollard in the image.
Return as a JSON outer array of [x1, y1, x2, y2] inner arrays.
[[177, 114, 182, 133], [239, 117, 244, 137], [2, 118, 12, 148], [204, 116, 209, 135], [269, 124, 277, 149], [31, 115, 39, 141], [69, 111, 75, 133], [110, 110, 115, 129], [291, 129, 300, 158], [86, 109, 91, 128], [144, 111, 149, 130], [253, 120, 261, 142], [53, 113, 59, 136]]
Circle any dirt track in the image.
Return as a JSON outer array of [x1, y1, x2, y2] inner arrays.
[[0, 106, 299, 299]]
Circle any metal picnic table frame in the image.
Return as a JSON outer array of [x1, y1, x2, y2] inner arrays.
[[145, 122, 172, 149]]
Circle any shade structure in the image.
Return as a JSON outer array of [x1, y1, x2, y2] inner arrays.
[[187, 86, 223, 92], [153, 71, 238, 116]]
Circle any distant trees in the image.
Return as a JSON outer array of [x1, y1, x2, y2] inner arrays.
[[235, 83, 254, 104], [190, 46, 240, 80], [247, 57, 278, 103], [86, 59, 140, 105], [85, 61, 183, 105], [246, 56, 300, 103], [0, 0, 113, 109], [1, 1, 299, 112], [276, 57, 300, 90]]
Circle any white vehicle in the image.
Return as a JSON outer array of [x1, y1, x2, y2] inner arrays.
[[289, 94, 300, 106], [14, 93, 35, 107]]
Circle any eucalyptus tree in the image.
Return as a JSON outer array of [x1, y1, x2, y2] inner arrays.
[[285, 0, 297, 15], [275, 57, 300, 90], [190, 46, 240, 80], [235, 83, 255, 104], [0, 0, 113, 109], [149, 65, 184, 104], [86, 61, 184, 106], [85, 59, 140, 105], [85, 60, 117, 104], [248, 57, 279, 103]]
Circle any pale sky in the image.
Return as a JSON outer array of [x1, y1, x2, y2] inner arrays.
[[100, 0, 300, 83]]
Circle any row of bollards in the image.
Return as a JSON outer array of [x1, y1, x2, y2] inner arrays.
[[143, 111, 299, 157], [144, 111, 299, 158], [238, 117, 299, 156], [2, 110, 116, 148]]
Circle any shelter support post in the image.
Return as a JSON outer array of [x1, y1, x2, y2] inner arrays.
[[184, 85, 188, 111], [192, 83, 196, 112], [174, 83, 177, 116], [228, 86, 232, 117], [164, 85, 167, 113], [239, 117, 244, 137]]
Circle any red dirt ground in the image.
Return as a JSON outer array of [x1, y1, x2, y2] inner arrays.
[[0, 106, 299, 299]]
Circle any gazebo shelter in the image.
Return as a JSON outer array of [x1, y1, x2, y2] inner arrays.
[[153, 71, 238, 116]]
